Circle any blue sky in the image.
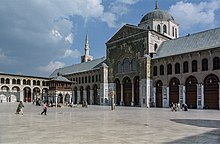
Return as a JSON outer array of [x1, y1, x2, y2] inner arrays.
[[0, 0, 220, 77]]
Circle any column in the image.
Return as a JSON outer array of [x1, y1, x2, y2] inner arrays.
[[77, 90, 80, 104], [197, 84, 202, 109], [55, 93, 58, 108], [120, 84, 123, 106], [131, 83, 134, 106], [179, 85, 183, 105], [219, 82, 220, 110], [90, 89, 93, 105], [182, 85, 186, 105], [201, 84, 204, 109], [83, 90, 87, 102], [153, 87, 156, 107]]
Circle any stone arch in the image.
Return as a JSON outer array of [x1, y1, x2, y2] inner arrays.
[[133, 76, 140, 106], [1, 86, 9, 92], [33, 87, 41, 101], [185, 76, 198, 109], [23, 87, 31, 102], [65, 93, 71, 104], [0, 94, 7, 102], [204, 74, 219, 109], [58, 93, 63, 104], [123, 76, 132, 106], [156, 80, 163, 107], [169, 77, 180, 104]]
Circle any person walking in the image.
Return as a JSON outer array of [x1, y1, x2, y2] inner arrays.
[[15, 101, 24, 115], [41, 102, 47, 115]]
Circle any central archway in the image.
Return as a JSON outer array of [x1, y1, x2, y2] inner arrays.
[[185, 76, 198, 109], [123, 77, 132, 106], [93, 84, 98, 105], [204, 74, 219, 109], [156, 80, 163, 107], [169, 77, 180, 104], [23, 87, 31, 102]]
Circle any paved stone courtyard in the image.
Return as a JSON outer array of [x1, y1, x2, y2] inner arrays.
[[0, 103, 220, 144]]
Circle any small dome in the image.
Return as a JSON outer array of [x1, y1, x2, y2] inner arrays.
[[140, 10, 174, 23]]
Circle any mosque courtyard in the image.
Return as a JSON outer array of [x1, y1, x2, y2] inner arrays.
[[0, 103, 220, 144]]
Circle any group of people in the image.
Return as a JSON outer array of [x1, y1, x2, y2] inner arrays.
[[170, 102, 188, 112]]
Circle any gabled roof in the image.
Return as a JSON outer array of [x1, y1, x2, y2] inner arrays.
[[49, 57, 106, 78], [106, 24, 147, 44], [153, 27, 220, 59], [51, 76, 72, 82]]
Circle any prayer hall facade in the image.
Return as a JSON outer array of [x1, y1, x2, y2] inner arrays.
[[0, 1, 220, 110]]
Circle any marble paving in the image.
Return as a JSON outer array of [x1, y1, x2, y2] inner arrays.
[[0, 103, 220, 144]]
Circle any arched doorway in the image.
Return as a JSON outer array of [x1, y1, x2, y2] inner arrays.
[[12, 86, 20, 102], [204, 74, 219, 109], [23, 87, 31, 102], [65, 94, 70, 104], [80, 87, 84, 104], [33, 87, 41, 101], [123, 77, 132, 106], [134, 76, 140, 106], [42, 88, 48, 103], [86, 86, 90, 104], [169, 78, 180, 104], [114, 79, 121, 106], [93, 84, 98, 105], [74, 87, 77, 104], [58, 93, 63, 104], [156, 80, 163, 107], [185, 76, 198, 109]]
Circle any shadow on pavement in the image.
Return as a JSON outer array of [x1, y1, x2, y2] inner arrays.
[[165, 119, 220, 143]]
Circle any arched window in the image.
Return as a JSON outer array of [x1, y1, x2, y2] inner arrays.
[[92, 76, 94, 83], [33, 80, 36, 85], [6, 78, 10, 84], [27, 80, 31, 85], [167, 64, 172, 75], [123, 58, 130, 72], [85, 76, 87, 83], [17, 79, 20, 85], [183, 61, 188, 73], [172, 27, 175, 37], [160, 65, 164, 75], [82, 77, 84, 83], [12, 79, 16, 84], [192, 60, 197, 72], [117, 61, 122, 73], [153, 66, 157, 76], [23, 79, 26, 85], [163, 25, 167, 33], [96, 75, 98, 82], [79, 77, 81, 84], [154, 43, 158, 51], [131, 59, 137, 71], [37, 80, 40, 86], [175, 28, 178, 38], [213, 57, 220, 70], [1, 78, 4, 84], [147, 26, 150, 30], [88, 76, 91, 83], [175, 63, 180, 74], [157, 25, 161, 33], [202, 58, 208, 71]]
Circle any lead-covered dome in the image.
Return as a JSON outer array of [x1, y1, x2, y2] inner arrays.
[[140, 9, 174, 23]]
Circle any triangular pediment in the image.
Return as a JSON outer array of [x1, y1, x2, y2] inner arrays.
[[106, 24, 147, 44]]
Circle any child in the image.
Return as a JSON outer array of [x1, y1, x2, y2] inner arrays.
[[41, 102, 47, 115]]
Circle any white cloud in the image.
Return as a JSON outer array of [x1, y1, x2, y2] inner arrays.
[[38, 61, 65, 73], [63, 49, 81, 58], [169, 0, 220, 30]]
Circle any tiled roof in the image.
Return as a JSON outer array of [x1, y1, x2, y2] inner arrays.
[[153, 27, 220, 59], [49, 57, 106, 78], [51, 76, 71, 82]]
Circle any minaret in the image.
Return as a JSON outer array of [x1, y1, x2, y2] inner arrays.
[[85, 32, 90, 56], [81, 32, 93, 63], [155, 0, 159, 10]]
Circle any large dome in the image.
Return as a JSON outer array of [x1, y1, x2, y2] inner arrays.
[[140, 9, 174, 23]]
